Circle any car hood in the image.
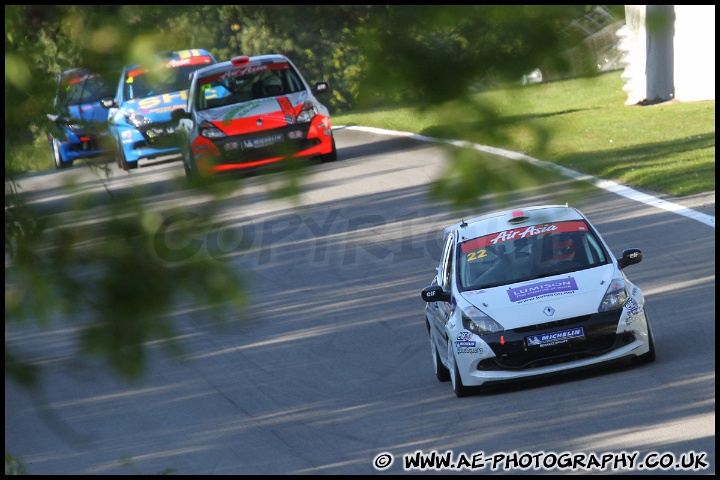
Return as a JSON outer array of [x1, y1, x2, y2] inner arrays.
[[123, 92, 189, 120], [66, 102, 108, 124], [196, 91, 310, 135], [460, 264, 617, 329]]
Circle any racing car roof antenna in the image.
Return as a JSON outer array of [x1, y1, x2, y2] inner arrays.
[[460, 219, 468, 228]]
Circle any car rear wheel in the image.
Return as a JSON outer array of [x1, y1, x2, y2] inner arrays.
[[448, 339, 471, 397], [50, 137, 72, 169], [428, 323, 450, 382], [632, 313, 656, 364]]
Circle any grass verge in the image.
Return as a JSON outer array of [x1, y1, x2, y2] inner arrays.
[[333, 70, 715, 197]]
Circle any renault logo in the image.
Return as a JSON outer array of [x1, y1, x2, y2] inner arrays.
[[543, 306, 555, 316]]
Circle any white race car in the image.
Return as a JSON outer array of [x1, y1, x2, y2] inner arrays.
[[421, 205, 655, 397]]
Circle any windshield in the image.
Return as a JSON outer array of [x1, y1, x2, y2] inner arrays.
[[194, 62, 305, 111], [58, 73, 116, 106], [125, 64, 200, 99], [457, 220, 610, 291], [124, 54, 215, 100]]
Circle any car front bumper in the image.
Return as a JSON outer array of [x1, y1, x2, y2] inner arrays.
[[454, 309, 653, 387]]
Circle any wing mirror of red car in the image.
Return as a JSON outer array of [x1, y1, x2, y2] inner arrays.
[[171, 108, 190, 122], [312, 81, 329, 95]]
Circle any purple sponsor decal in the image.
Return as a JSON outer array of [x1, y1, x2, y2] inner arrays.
[[507, 278, 578, 302]]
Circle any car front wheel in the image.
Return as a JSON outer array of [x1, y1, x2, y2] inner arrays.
[[182, 150, 199, 181], [448, 339, 471, 397], [114, 141, 137, 171], [632, 312, 656, 365], [320, 135, 338, 163]]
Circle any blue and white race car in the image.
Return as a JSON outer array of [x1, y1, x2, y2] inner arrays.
[[104, 49, 217, 170], [46, 68, 117, 169], [421, 205, 655, 397]]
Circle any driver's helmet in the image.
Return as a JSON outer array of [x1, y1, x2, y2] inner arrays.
[[549, 234, 575, 261], [262, 75, 282, 96]]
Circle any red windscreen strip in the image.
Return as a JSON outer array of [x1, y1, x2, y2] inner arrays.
[[460, 221, 589, 253]]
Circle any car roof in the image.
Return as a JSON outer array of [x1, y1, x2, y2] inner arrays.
[[60, 67, 89, 78], [156, 48, 215, 60], [123, 48, 216, 71], [58, 67, 97, 84], [447, 205, 587, 243], [192, 54, 292, 81]]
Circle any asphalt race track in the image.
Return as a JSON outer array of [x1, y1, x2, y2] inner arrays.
[[5, 127, 715, 474]]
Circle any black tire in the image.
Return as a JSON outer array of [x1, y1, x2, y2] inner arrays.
[[428, 323, 450, 382], [115, 142, 137, 170], [449, 339, 472, 397], [114, 142, 123, 169], [632, 312, 656, 365], [50, 137, 72, 169], [182, 150, 199, 181], [320, 136, 338, 163]]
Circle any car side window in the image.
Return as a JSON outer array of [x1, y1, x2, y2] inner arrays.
[[583, 233, 608, 265], [439, 233, 455, 291], [285, 69, 305, 93]]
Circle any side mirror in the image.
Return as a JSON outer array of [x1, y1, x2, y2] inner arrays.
[[312, 81, 329, 95], [421, 285, 451, 303], [617, 248, 642, 269], [171, 108, 190, 122], [101, 98, 115, 109]]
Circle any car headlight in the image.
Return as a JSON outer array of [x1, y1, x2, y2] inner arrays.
[[125, 111, 151, 129], [199, 120, 226, 139], [598, 277, 629, 312], [296, 100, 317, 123], [461, 305, 504, 336]]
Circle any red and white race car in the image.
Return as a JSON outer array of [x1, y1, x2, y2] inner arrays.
[[172, 54, 336, 179]]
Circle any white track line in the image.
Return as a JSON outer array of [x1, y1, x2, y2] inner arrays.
[[343, 125, 715, 229]]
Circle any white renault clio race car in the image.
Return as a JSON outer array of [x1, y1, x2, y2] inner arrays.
[[421, 205, 655, 397]]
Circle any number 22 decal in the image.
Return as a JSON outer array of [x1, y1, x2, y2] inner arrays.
[[466, 249, 487, 262]]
